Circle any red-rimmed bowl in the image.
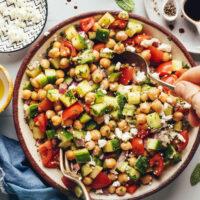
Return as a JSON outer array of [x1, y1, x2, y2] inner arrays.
[[13, 11, 199, 200]]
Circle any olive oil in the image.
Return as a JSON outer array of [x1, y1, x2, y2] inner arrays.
[[0, 79, 4, 100]]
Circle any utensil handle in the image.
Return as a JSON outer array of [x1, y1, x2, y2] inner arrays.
[[196, 24, 200, 35]]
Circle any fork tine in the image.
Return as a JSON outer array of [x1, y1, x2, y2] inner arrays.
[[59, 148, 65, 174]]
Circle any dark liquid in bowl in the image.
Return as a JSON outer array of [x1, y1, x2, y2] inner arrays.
[[184, 0, 200, 21]]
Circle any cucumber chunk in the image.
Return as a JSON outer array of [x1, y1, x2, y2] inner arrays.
[[49, 58, 60, 69], [79, 113, 92, 124], [126, 19, 143, 37], [76, 80, 93, 97], [81, 164, 93, 177], [128, 92, 141, 105], [72, 34, 87, 50], [135, 156, 148, 175], [103, 139, 120, 152], [108, 72, 121, 82], [96, 28, 110, 42], [57, 130, 73, 148], [147, 112, 161, 129], [122, 104, 136, 116], [46, 129, 56, 139], [127, 167, 140, 181], [74, 148, 91, 163], [84, 120, 98, 131], [45, 69, 56, 84], [146, 138, 162, 151], [26, 67, 41, 78], [65, 25, 78, 41], [60, 90, 77, 107], [98, 12, 115, 28], [35, 73, 48, 87], [75, 64, 90, 79], [47, 89, 60, 102], [90, 166, 103, 179], [29, 104, 38, 118], [117, 162, 129, 173], [73, 50, 95, 64]]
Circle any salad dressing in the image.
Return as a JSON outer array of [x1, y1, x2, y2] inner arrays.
[[0, 79, 4, 101]]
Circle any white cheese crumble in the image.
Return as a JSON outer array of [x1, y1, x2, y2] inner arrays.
[[130, 128, 138, 136], [182, 102, 191, 109], [140, 38, 160, 48], [121, 132, 133, 142], [98, 139, 107, 148], [115, 62, 122, 71], [158, 43, 172, 52], [101, 47, 113, 54], [104, 114, 110, 124], [115, 128, 123, 139], [85, 131, 91, 142], [135, 71, 147, 83], [151, 72, 160, 80], [117, 85, 132, 95], [112, 181, 121, 187], [126, 45, 136, 52]]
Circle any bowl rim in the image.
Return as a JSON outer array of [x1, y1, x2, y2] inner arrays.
[[13, 10, 200, 200], [0, 0, 48, 53]]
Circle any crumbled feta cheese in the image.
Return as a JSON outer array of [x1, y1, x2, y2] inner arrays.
[[115, 128, 122, 139], [182, 102, 191, 109], [158, 43, 172, 52], [135, 71, 147, 83], [117, 85, 132, 94], [126, 45, 136, 52], [130, 128, 138, 136], [112, 181, 121, 187], [85, 131, 91, 142], [98, 139, 107, 148], [115, 62, 122, 70], [140, 38, 160, 48], [88, 159, 96, 166], [79, 31, 87, 38], [68, 84, 77, 90], [101, 47, 113, 53], [104, 114, 110, 124], [151, 72, 160, 80], [121, 132, 133, 141]]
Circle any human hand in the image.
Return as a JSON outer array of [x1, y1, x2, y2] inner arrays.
[[175, 66, 200, 127]]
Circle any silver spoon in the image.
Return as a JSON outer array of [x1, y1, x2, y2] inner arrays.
[[113, 51, 175, 90], [60, 149, 91, 200]]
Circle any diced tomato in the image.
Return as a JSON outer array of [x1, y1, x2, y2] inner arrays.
[[176, 130, 189, 152], [161, 74, 178, 93], [34, 113, 47, 133], [137, 129, 151, 139], [62, 176, 76, 190], [61, 40, 77, 57], [80, 17, 95, 32], [149, 153, 164, 176], [62, 102, 84, 121], [85, 103, 91, 113], [131, 137, 145, 156], [134, 33, 151, 45], [38, 140, 58, 168], [127, 185, 138, 194], [175, 68, 187, 78], [38, 99, 53, 112], [156, 61, 173, 77], [124, 37, 135, 46], [148, 46, 164, 63], [93, 43, 106, 52], [90, 172, 112, 189], [119, 66, 135, 85], [110, 19, 128, 29]]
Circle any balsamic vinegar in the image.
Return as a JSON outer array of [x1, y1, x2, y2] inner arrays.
[[184, 0, 200, 21]]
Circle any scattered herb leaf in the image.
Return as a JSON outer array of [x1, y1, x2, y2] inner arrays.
[[191, 163, 200, 186], [115, 0, 135, 12]]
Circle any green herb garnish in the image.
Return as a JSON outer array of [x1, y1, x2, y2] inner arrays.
[[115, 0, 135, 12], [191, 163, 200, 186]]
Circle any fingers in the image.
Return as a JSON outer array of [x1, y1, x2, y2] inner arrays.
[[188, 109, 200, 127], [178, 66, 200, 84]]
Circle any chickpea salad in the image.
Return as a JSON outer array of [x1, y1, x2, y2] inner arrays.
[[22, 11, 191, 198]]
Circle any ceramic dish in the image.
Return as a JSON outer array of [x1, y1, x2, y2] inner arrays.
[[13, 11, 199, 200], [0, 0, 48, 53], [144, 0, 200, 54]]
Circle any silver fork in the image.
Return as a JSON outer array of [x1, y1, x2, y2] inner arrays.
[[59, 149, 91, 200]]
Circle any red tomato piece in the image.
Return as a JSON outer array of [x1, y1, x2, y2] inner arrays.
[[149, 153, 164, 176], [177, 130, 189, 152], [148, 46, 164, 63], [62, 102, 84, 121], [156, 61, 173, 77], [80, 17, 95, 32], [124, 37, 135, 46], [126, 185, 138, 194], [119, 66, 135, 85], [90, 172, 112, 189], [131, 137, 145, 156], [137, 129, 151, 139], [38, 99, 53, 112], [161, 74, 178, 93], [62, 176, 76, 190], [110, 19, 128, 29], [93, 43, 106, 52], [61, 40, 77, 57], [34, 113, 47, 133], [134, 33, 151, 45]]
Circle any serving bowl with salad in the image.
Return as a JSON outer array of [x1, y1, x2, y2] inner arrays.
[[13, 11, 199, 200]]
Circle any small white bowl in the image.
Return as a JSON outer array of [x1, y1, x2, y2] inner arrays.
[[0, 65, 13, 113]]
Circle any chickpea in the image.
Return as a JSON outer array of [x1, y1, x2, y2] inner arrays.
[[38, 89, 47, 100], [31, 91, 38, 101], [60, 48, 70, 57], [92, 22, 101, 31], [100, 58, 111, 69], [93, 145, 101, 156], [148, 88, 160, 101], [141, 50, 151, 61], [106, 38, 116, 49], [109, 82, 119, 92], [56, 78, 64, 85], [60, 58, 70, 69], [90, 130, 101, 141], [48, 47, 60, 58], [166, 96, 177, 106], [159, 92, 168, 103], [100, 79, 109, 90], [93, 50, 100, 62], [83, 177, 93, 185], [53, 41, 61, 48], [46, 110, 56, 119], [128, 157, 137, 167], [90, 64, 97, 72], [92, 69, 104, 83], [140, 102, 151, 114], [108, 173, 118, 181], [118, 173, 129, 183], [108, 186, 116, 194], [100, 125, 110, 137], [30, 78, 40, 88], [109, 29, 116, 38], [116, 186, 127, 196], [114, 43, 125, 54], [108, 120, 117, 131], [73, 120, 83, 130], [136, 113, 147, 125], [107, 65, 115, 74], [40, 59, 50, 69], [84, 92, 95, 104], [116, 31, 128, 42], [56, 70, 65, 79], [163, 52, 171, 62], [94, 116, 104, 124], [141, 175, 153, 185], [44, 84, 54, 91], [118, 11, 129, 20], [120, 142, 132, 151], [54, 101, 62, 112], [173, 111, 184, 122], [104, 158, 117, 169], [118, 120, 128, 131], [151, 99, 163, 113], [51, 115, 62, 126], [68, 69, 75, 78], [65, 150, 75, 161], [140, 92, 148, 102], [85, 141, 95, 150], [22, 90, 32, 100]]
